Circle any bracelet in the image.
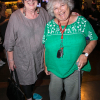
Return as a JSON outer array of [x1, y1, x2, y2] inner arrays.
[[8, 60, 14, 62]]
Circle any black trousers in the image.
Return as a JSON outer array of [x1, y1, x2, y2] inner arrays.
[[21, 84, 35, 99]]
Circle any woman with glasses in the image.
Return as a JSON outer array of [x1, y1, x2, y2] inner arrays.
[[4, 0, 52, 100]]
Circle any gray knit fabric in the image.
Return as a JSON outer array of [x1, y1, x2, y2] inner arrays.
[[4, 7, 52, 85]]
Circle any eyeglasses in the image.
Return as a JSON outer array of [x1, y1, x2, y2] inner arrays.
[[25, 0, 37, 2]]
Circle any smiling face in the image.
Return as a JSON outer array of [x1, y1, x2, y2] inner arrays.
[[24, 0, 38, 11], [53, 2, 70, 21]]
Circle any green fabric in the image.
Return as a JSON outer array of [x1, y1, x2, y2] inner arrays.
[[42, 16, 98, 78]]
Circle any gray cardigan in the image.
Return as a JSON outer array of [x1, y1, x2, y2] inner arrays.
[[4, 7, 52, 85]]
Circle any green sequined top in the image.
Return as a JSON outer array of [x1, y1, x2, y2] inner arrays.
[[42, 16, 98, 78]]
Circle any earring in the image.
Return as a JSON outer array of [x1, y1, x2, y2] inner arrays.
[[37, 8, 39, 14], [37, 11, 39, 14]]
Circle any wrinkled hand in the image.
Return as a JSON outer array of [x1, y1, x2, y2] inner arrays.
[[9, 61, 16, 71], [76, 54, 88, 69], [44, 66, 50, 75], [72, 12, 80, 16]]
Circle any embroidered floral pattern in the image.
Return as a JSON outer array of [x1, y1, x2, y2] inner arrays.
[[42, 16, 97, 44]]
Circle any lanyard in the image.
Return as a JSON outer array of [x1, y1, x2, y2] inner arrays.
[[58, 17, 70, 39], [58, 17, 70, 49]]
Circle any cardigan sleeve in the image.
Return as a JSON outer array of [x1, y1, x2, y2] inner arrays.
[[3, 12, 18, 51]]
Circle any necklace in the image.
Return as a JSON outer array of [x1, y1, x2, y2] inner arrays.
[[58, 17, 70, 39], [23, 7, 39, 16], [57, 16, 70, 58]]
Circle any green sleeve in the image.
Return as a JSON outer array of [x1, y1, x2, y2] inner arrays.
[[83, 18, 98, 40]]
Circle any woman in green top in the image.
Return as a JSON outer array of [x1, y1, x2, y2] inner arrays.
[[42, 0, 98, 100]]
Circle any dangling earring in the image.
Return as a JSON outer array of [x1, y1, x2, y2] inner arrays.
[[36, 8, 39, 14], [23, 6, 26, 16], [37, 10, 39, 14]]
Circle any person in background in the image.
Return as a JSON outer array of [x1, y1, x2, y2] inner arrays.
[[88, 3, 100, 33], [4, 0, 52, 100], [41, 1, 47, 10], [0, 2, 9, 64], [11, 5, 18, 13], [82, 2, 91, 19], [0, 34, 5, 67], [0, 2, 9, 42], [42, 0, 98, 100]]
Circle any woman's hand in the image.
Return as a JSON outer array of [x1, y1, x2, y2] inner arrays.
[[76, 40, 97, 69], [44, 49, 50, 75], [9, 60, 16, 71], [72, 12, 80, 16], [76, 54, 88, 69], [7, 51, 16, 71], [44, 66, 51, 75]]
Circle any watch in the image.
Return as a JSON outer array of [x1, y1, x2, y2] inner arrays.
[[82, 52, 89, 57]]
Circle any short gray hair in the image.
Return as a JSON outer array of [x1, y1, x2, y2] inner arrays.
[[46, 0, 74, 17]]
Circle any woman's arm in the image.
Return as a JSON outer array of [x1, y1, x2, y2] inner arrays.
[[77, 40, 97, 69], [7, 51, 16, 71], [83, 40, 97, 54], [3, 13, 17, 71], [89, 15, 98, 21], [44, 49, 50, 75], [0, 19, 9, 26]]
